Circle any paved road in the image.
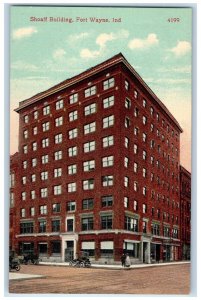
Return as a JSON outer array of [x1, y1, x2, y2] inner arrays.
[[9, 263, 190, 295]]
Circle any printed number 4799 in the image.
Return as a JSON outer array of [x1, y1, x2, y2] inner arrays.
[[168, 18, 180, 22]]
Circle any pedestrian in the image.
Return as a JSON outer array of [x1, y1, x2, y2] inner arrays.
[[125, 253, 131, 268], [121, 253, 126, 267]]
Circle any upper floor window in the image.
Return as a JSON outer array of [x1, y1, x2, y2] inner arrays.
[[56, 99, 63, 110], [102, 195, 113, 207], [68, 128, 78, 139], [24, 115, 29, 123], [83, 141, 95, 153], [103, 77, 115, 90], [103, 115, 114, 128], [102, 135, 114, 148], [54, 185, 62, 195], [156, 112, 159, 121], [42, 121, 50, 132], [150, 107, 154, 116], [55, 133, 62, 144], [134, 90, 138, 99], [83, 160, 95, 172], [143, 99, 147, 108], [33, 127, 38, 135], [84, 122, 96, 135], [41, 188, 48, 198], [125, 80, 129, 90], [142, 133, 147, 142], [143, 203, 147, 213], [42, 154, 49, 164], [125, 137, 129, 148], [134, 144, 138, 154], [102, 156, 114, 167], [23, 130, 28, 139], [84, 103, 96, 116], [102, 175, 113, 187], [83, 198, 94, 210], [68, 182, 76, 193], [124, 196, 129, 208], [42, 138, 49, 148], [32, 142, 37, 151], [134, 107, 139, 117], [33, 111, 38, 119], [143, 116, 147, 125], [55, 116, 63, 127], [85, 85, 96, 97], [69, 93, 78, 104], [23, 145, 28, 154], [125, 117, 130, 128], [68, 164, 77, 175], [43, 105, 50, 115], [125, 98, 131, 109], [83, 179, 94, 190], [23, 161, 27, 169], [41, 171, 48, 181], [54, 168, 62, 178], [103, 95, 114, 108], [68, 146, 77, 157]]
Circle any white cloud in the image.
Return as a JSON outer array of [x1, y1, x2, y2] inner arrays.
[[128, 33, 159, 50], [158, 66, 191, 74], [170, 41, 191, 56], [12, 27, 37, 40], [53, 48, 66, 59], [68, 32, 89, 42], [11, 61, 38, 71], [155, 78, 191, 85], [80, 29, 129, 59]]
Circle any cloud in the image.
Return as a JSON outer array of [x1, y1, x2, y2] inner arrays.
[[68, 32, 90, 42], [12, 27, 37, 40], [11, 60, 39, 71], [128, 33, 159, 50], [53, 48, 66, 59], [80, 29, 129, 59], [170, 41, 191, 56], [158, 66, 191, 74]]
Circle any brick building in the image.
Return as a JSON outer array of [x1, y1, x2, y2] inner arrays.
[[11, 53, 183, 263], [180, 166, 191, 260]]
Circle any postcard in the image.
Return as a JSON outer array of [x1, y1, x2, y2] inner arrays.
[[9, 5, 192, 295]]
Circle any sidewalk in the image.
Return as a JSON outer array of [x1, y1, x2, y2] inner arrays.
[[9, 272, 46, 281]]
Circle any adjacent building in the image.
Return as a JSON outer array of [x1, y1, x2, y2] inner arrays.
[[10, 53, 185, 263], [180, 166, 191, 260]]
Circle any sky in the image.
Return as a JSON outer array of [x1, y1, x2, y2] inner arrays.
[[10, 5, 192, 172]]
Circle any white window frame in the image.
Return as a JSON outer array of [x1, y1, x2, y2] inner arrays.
[[55, 116, 63, 127], [56, 99, 63, 110], [103, 115, 114, 128], [41, 171, 48, 181], [41, 188, 48, 198], [68, 146, 77, 157], [54, 150, 62, 160], [83, 179, 94, 190], [42, 154, 49, 164], [54, 168, 62, 178], [42, 122, 50, 132], [102, 156, 114, 167], [84, 122, 96, 135], [84, 103, 96, 116], [102, 135, 114, 148], [103, 95, 114, 108], [69, 93, 78, 104], [68, 182, 76, 193], [83, 160, 95, 172], [43, 105, 50, 115], [103, 77, 115, 90], [83, 141, 95, 153], [69, 110, 78, 122], [42, 138, 49, 148], [85, 85, 96, 97], [55, 133, 63, 144], [68, 164, 77, 175]]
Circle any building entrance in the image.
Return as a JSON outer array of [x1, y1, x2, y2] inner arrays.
[[64, 241, 74, 261]]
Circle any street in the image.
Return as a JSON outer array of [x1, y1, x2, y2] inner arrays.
[[9, 263, 190, 295]]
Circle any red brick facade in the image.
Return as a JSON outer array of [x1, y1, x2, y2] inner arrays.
[[10, 53, 185, 263]]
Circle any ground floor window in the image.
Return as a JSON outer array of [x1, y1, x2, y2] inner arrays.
[[19, 242, 34, 255], [38, 243, 48, 255], [51, 241, 61, 255], [100, 241, 114, 258], [81, 241, 95, 257], [123, 242, 139, 258]]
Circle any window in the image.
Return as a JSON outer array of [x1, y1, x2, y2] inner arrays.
[[134, 127, 139, 136], [55, 133, 62, 144], [143, 204, 147, 213], [83, 160, 95, 172], [23, 161, 27, 169], [55, 116, 63, 127], [150, 123, 154, 132], [32, 158, 37, 167], [21, 192, 26, 201], [69, 128, 78, 139], [33, 111, 38, 119], [68, 164, 77, 175], [124, 196, 129, 208], [68, 182, 76, 192], [134, 162, 138, 173], [67, 219, 74, 232], [150, 140, 155, 148], [124, 157, 129, 168], [42, 138, 49, 148], [23, 145, 28, 154], [41, 188, 48, 198], [102, 175, 113, 187], [32, 142, 37, 151], [67, 201, 76, 212], [102, 135, 114, 148], [142, 150, 147, 160], [143, 168, 147, 178], [82, 217, 94, 231], [52, 220, 60, 232], [103, 77, 115, 90], [134, 181, 138, 192], [134, 144, 138, 154], [125, 98, 131, 109], [102, 195, 113, 207], [103, 95, 114, 108], [143, 221, 147, 233], [33, 127, 38, 135], [84, 103, 96, 116], [31, 174, 36, 182], [20, 222, 33, 234], [43, 105, 50, 115], [53, 185, 62, 195], [156, 112, 159, 121], [84, 122, 96, 134], [134, 90, 138, 99], [22, 176, 26, 185], [142, 133, 147, 142], [23, 130, 28, 139], [151, 156, 154, 164], [42, 122, 50, 132], [134, 107, 139, 117], [143, 116, 147, 125], [103, 115, 114, 128], [31, 190, 36, 199], [125, 216, 138, 232], [10, 193, 14, 206], [163, 226, 170, 237], [40, 205, 47, 215], [151, 223, 160, 236], [143, 186, 147, 196], [125, 80, 129, 90], [85, 86, 96, 97], [82, 198, 94, 210], [68, 146, 77, 157], [143, 99, 147, 108], [54, 168, 62, 178], [125, 137, 129, 148], [83, 179, 94, 190], [30, 207, 35, 216], [69, 110, 78, 122], [150, 107, 154, 116], [56, 99, 63, 110], [125, 117, 130, 128], [151, 173, 154, 182], [101, 215, 112, 229], [124, 176, 129, 187], [134, 200, 138, 211], [83, 141, 95, 153], [102, 156, 114, 167], [21, 208, 26, 217], [42, 154, 49, 164], [24, 115, 29, 123], [172, 228, 178, 239], [69, 93, 78, 104], [52, 203, 61, 213]]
